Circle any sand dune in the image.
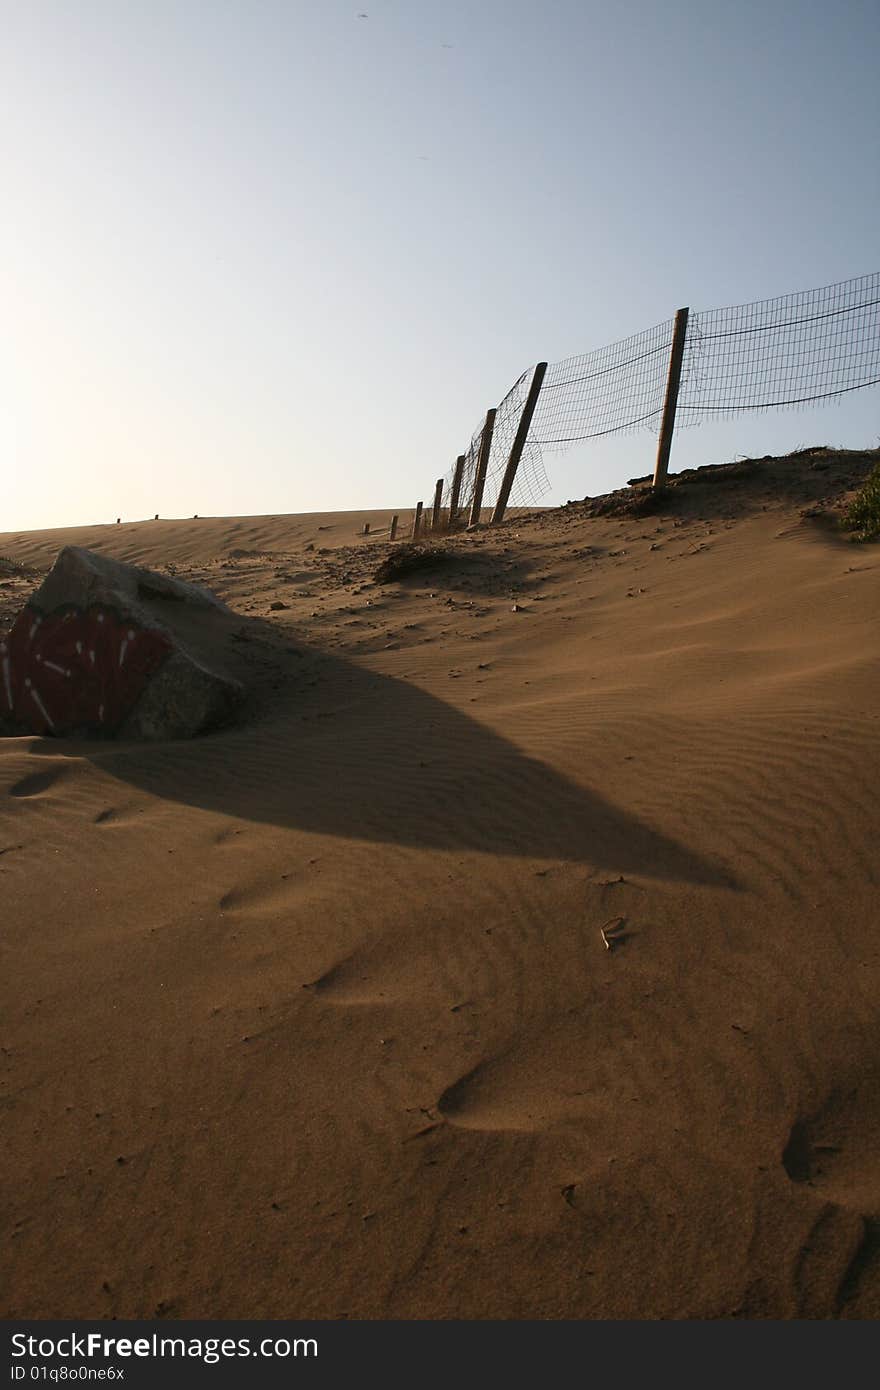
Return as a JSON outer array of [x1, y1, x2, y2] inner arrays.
[[1, 449, 879, 1318]]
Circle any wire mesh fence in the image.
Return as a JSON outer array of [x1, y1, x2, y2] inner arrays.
[[449, 368, 546, 523], [531, 317, 675, 448], [428, 271, 879, 529], [680, 273, 880, 420]]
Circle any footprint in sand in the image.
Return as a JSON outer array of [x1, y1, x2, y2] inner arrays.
[[782, 1076, 880, 1313], [437, 1055, 596, 1134], [782, 1077, 880, 1210], [213, 825, 246, 846], [308, 957, 393, 1006], [7, 766, 69, 798]]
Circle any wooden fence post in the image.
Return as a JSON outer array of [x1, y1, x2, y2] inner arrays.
[[448, 455, 465, 529], [491, 362, 547, 525], [412, 501, 423, 540], [431, 478, 444, 531], [468, 408, 496, 527], [389, 514, 399, 541], [363, 522, 370, 535], [652, 308, 689, 489]]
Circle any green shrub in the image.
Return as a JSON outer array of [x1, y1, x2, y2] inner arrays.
[[842, 462, 880, 540]]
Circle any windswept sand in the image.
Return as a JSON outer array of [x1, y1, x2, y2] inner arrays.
[[1, 450, 879, 1319]]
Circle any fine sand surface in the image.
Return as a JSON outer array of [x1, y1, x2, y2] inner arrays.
[[1, 450, 879, 1319]]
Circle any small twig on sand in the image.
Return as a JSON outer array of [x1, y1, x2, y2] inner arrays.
[[600, 916, 627, 951]]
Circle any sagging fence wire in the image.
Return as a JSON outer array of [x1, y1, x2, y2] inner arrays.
[[531, 317, 675, 447], [434, 270, 879, 528], [680, 273, 880, 418]]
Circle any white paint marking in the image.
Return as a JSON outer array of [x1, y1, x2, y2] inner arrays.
[[29, 686, 54, 729]]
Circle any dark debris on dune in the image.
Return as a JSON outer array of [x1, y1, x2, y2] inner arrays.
[[566, 446, 880, 522], [0, 556, 40, 580], [374, 543, 456, 584], [0, 557, 42, 628]]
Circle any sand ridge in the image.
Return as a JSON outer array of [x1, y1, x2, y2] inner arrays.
[[1, 449, 879, 1318]]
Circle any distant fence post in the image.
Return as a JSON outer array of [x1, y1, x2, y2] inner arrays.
[[363, 522, 370, 535], [491, 363, 547, 525], [652, 308, 689, 489], [389, 514, 399, 541], [412, 501, 423, 539], [469, 408, 497, 527], [448, 455, 465, 529], [431, 478, 444, 531]]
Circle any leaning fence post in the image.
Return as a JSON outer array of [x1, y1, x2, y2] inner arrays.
[[491, 363, 547, 525], [652, 308, 689, 489], [469, 408, 496, 527], [448, 455, 465, 529], [412, 501, 423, 539], [389, 514, 399, 541], [431, 478, 444, 531]]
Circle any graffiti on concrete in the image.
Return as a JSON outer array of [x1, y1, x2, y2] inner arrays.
[[1, 603, 172, 736]]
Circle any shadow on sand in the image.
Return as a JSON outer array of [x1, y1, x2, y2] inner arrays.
[[56, 622, 741, 889]]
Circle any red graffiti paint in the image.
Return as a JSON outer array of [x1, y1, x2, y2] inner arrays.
[[0, 603, 172, 735]]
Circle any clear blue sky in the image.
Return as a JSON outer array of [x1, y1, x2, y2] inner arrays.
[[2, 0, 878, 531]]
